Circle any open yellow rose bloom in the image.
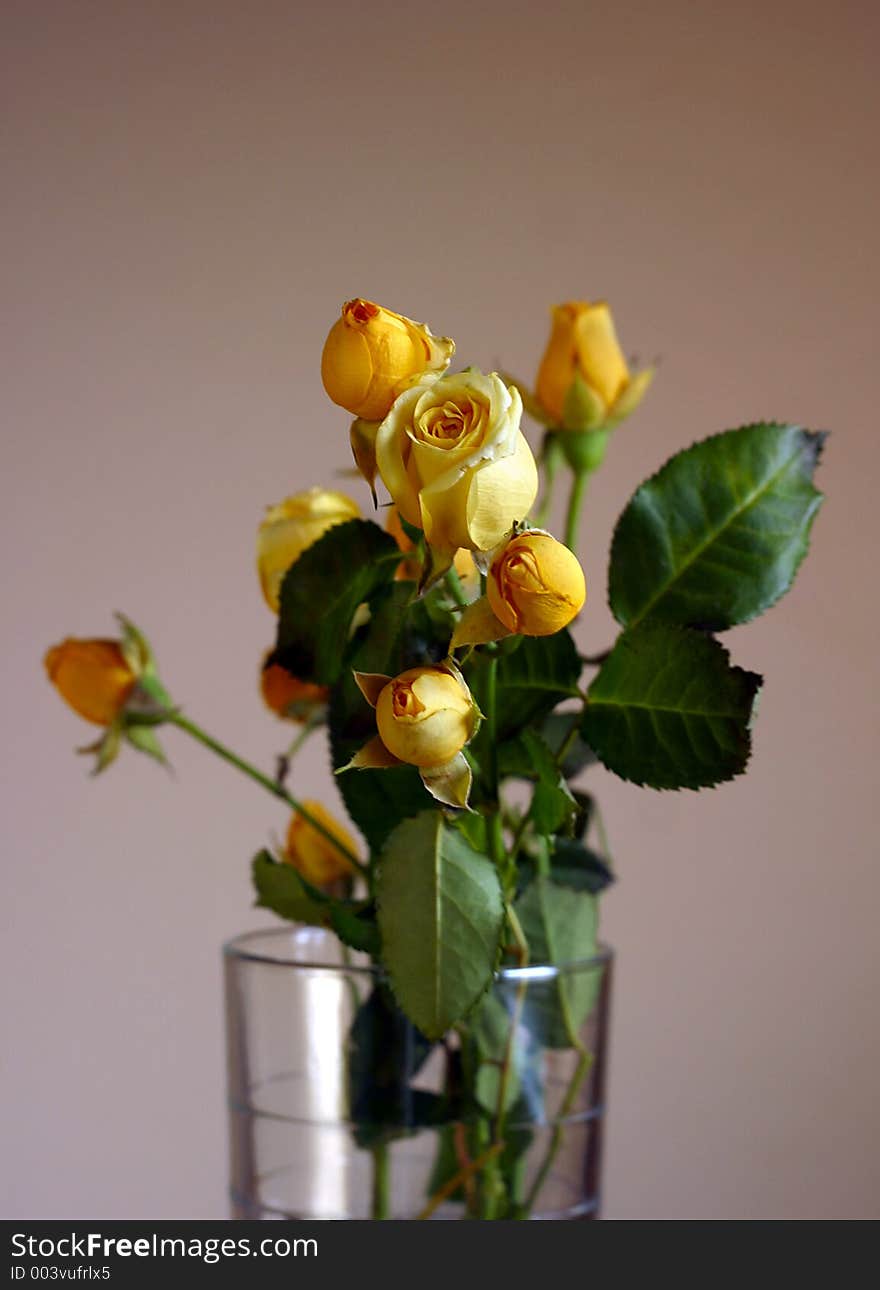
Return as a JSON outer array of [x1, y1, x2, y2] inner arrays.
[[375, 369, 538, 559]]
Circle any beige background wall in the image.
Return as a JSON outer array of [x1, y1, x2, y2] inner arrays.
[[3, 0, 878, 1218]]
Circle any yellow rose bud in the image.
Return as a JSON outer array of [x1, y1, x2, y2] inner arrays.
[[487, 531, 586, 636], [44, 638, 137, 725], [375, 369, 538, 555], [375, 665, 477, 769], [321, 298, 455, 422], [284, 799, 358, 887], [257, 487, 361, 612], [260, 659, 328, 721], [535, 300, 631, 426]]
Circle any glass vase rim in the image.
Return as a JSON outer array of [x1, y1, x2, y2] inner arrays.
[[223, 924, 613, 981]]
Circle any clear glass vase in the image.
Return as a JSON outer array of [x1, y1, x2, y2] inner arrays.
[[224, 926, 612, 1220]]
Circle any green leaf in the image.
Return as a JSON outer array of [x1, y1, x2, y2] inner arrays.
[[582, 622, 762, 790], [252, 849, 327, 924], [570, 789, 594, 839], [328, 903, 381, 957], [335, 764, 432, 855], [514, 877, 601, 1050], [347, 985, 440, 1147], [547, 837, 614, 894], [425, 1124, 467, 1204], [498, 721, 587, 781], [609, 423, 826, 631], [452, 811, 488, 854], [251, 851, 379, 953], [377, 812, 504, 1039], [540, 712, 596, 778], [494, 632, 582, 740], [274, 519, 400, 684], [518, 727, 578, 835], [471, 991, 544, 1121]]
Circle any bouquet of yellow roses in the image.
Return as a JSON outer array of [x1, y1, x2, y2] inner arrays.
[[45, 296, 825, 1219]]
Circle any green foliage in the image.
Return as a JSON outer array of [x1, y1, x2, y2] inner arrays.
[[493, 631, 582, 740], [452, 811, 488, 854], [347, 985, 441, 1147], [582, 622, 762, 790], [327, 902, 381, 957], [513, 877, 596, 1047], [499, 716, 590, 778], [251, 851, 379, 954], [526, 731, 577, 834], [470, 991, 545, 1121], [540, 712, 596, 777], [252, 849, 327, 924], [514, 877, 601, 1049], [274, 519, 400, 684], [499, 729, 576, 834], [376, 813, 504, 1039], [546, 837, 614, 894], [609, 424, 826, 631], [334, 762, 430, 857], [425, 1081, 535, 1213]]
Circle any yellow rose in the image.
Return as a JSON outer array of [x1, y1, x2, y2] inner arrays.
[[260, 659, 328, 721], [257, 487, 360, 612], [375, 369, 538, 556], [375, 665, 477, 769], [44, 638, 136, 725], [321, 298, 455, 422], [535, 300, 651, 428], [284, 799, 358, 887], [488, 531, 586, 636]]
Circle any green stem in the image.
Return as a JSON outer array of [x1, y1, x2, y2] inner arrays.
[[564, 468, 591, 553], [508, 812, 531, 868], [483, 657, 507, 880], [284, 715, 320, 762], [493, 905, 529, 1147], [554, 710, 583, 770], [445, 568, 469, 608], [485, 656, 498, 790], [370, 1142, 390, 1220], [518, 936, 594, 1216], [168, 711, 368, 877], [416, 1141, 504, 1221], [518, 1048, 593, 1217]]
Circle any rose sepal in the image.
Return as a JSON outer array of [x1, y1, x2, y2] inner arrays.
[[450, 595, 513, 649], [559, 428, 611, 474]]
